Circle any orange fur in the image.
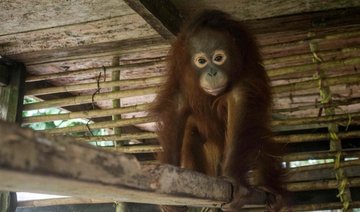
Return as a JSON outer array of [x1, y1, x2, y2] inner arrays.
[[150, 10, 290, 211]]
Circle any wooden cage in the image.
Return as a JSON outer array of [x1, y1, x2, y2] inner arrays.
[[0, 0, 360, 211]]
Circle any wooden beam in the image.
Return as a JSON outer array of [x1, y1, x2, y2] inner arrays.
[[172, 0, 360, 21], [0, 0, 133, 36], [0, 64, 9, 86], [0, 59, 25, 212], [124, 0, 183, 40], [0, 120, 239, 208], [17, 198, 109, 207], [0, 60, 25, 123]]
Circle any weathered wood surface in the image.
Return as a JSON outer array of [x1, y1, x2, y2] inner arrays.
[[36, 111, 359, 135], [0, 62, 25, 123], [12, 37, 169, 65], [0, 0, 133, 36], [0, 121, 234, 207], [0, 64, 9, 86], [125, 0, 183, 40], [0, 60, 25, 212], [22, 104, 149, 123], [171, 0, 360, 20], [25, 61, 165, 82], [0, 14, 159, 56], [23, 87, 158, 111], [17, 198, 108, 208]]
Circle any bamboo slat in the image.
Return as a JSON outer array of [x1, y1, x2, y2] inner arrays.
[[272, 73, 360, 94], [283, 150, 360, 162], [108, 145, 162, 154], [37, 112, 360, 134], [289, 159, 360, 173], [22, 104, 149, 123], [74, 132, 157, 142], [267, 57, 360, 78], [26, 61, 165, 82], [71, 130, 360, 144], [274, 130, 360, 143], [273, 112, 359, 127], [23, 87, 158, 111], [26, 76, 165, 96], [41, 116, 154, 134], [287, 178, 360, 192]]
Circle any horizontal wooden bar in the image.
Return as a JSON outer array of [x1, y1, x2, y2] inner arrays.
[[0, 120, 235, 208], [25, 61, 165, 82], [267, 57, 360, 78], [26, 76, 165, 96], [22, 104, 149, 124], [288, 178, 360, 192], [39, 112, 360, 135], [74, 132, 157, 143], [25, 69, 360, 98], [17, 198, 108, 207], [283, 149, 360, 162], [77, 130, 360, 153], [275, 130, 360, 143], [272, 73, 360, 94], [108, 145, 163, 154], [41, 116, 154, 134], [23, 87, 158, 111]]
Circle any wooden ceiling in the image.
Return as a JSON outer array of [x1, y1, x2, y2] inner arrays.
[[1, 0, 360, 121], [1, 1, 360, 210]]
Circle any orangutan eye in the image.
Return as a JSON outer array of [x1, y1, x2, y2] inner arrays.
[[213, 50, 227, 65], [198, 58, 207, 64], [214, 55, 223, 62], [194, 53, 208, 68]]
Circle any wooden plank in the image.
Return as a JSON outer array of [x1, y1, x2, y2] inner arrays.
[[0, 0, 133, 36], [25, 61, 165, 82], [17, 198, 109, 207], [0, 120, 235, 208], [171, 0, 360, 21], [0, 61, 25, 123], [23, 87, 158, 111], [0, 59, 25, 212], [0, 14, 159, 56], [124, 0, 183, 39], [0, 64, 9, 86], [17, 203, 118, 212], [36, 112, 359, 135], [10, 37, 169, 65]]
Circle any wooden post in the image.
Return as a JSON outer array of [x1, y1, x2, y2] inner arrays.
[[124, 0, 183, 40], [0, 121, 237, 208], [0, 59, 26, 212], [111, 56, 122, 147], [0, 62, 26, 123], [0, 64, 10, 86]]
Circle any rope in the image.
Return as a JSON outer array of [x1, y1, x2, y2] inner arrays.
[[309, 40, 351, 211]]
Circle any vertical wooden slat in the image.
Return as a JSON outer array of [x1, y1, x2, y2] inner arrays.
[[0, 64, 10, 86], [0, 59, 26, 212], [111, 56, 121, 147], [0, 62, 26, 123]]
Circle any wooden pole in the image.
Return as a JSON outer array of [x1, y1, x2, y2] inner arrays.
[[37, 111, 359, 135], [41, 116, 154, 134], [0, 60, 26, 212], [25, 60, 165, 82], [25, 76, 164, 96], [111, 56, 122, 147], [23, 87, 158, 111], [22, 104, 149, 124], [0, 120, 239, 208]]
